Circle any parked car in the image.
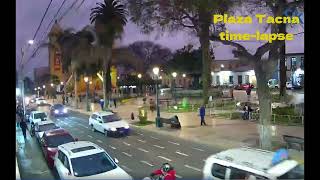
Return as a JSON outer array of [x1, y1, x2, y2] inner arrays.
[[50, 104, 68, 117], [36, 98, 47, 105], [29, 111, 48, 124], [234, 84, 254, 90], [203, 147, 304, 180], [286, 82, 302, 90], [39, 128, 77, 168], [53, 141, 133, 179], [268, 79, 279, 88], [89, 111, 130, 137], [35, 120, 59, 141]]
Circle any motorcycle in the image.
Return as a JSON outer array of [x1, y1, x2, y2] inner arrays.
[[143, 175, 164, 180]]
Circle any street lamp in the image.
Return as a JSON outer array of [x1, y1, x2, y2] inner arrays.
[[43, 85, 46, 98], [172, 72, 177, 104], [18, 39, 34, 116], [153, 67, 162, 128], [60, 82, 64, 85], [84, 77, 90, 112], [138, 74, 142, 96], [182, 73, 186, 78], [51, 83, 54, 87]]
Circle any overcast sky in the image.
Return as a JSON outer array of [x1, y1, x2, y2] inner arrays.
[[16, 0, 304, 80]]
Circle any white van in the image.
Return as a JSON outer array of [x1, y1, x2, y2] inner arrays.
[[203, 147, 304, 180]]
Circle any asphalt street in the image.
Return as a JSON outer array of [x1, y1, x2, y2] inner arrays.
[[17, 105, 223, 180]]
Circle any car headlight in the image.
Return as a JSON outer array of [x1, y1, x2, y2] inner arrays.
[[63, 108, 68, 113], [110, 127, 117, 131], [54, 110, 59, 114], [124, 125, 129, 129]]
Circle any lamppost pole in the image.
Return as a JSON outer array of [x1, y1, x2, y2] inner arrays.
[[153, 67, 162, 128], [138, 74, 142, 96], [172, 72, 177, 104], [84, 77, 90, 112]]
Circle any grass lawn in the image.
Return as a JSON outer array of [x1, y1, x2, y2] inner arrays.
[[133, 121, 155, 126]]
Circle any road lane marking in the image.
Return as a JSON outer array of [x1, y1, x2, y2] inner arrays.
[[87, 135, 93, 138], [158, 156, 172, 162], [137, 132, 143, 136], [150, 136, 159, 140], [97, 140, 103, 143], [123, 142, 131, 146], [184, 165, 201, 172], [122, 152, 132, 157], [137, 139, 146, 143], [153, 145, 165, 149], [176, 151, 189, 157], [120, 165, 132, 172], [192, 147, 204, 152], [109, 145, 116, 149], [138, 148, 149, 153], [140, 161, 154, 167], [175, 174, 183, 178], [168, 141, 180, 145]]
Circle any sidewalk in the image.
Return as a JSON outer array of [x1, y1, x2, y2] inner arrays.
[[60, 98, 304, 162]]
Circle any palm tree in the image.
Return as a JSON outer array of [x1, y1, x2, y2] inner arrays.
[[90, 0, 128, 109]]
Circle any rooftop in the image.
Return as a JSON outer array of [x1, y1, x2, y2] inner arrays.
[[59, 141, 104, 158]]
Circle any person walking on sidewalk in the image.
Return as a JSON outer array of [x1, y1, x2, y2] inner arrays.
[[16, 113, 21, 127], [113, 98, 117, 108], [20, 119, 28, 139], [199, 105, 207, 126], [62, 94, 65, 105], [246, 83, 252, 102], [100, 99, 104, 110]]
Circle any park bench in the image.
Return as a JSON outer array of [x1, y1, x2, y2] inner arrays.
[[159, 116, 181, 129], [283, 135, 304, 151]]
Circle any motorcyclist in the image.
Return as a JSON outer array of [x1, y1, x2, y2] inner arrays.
[[150, 163, 176, 180]]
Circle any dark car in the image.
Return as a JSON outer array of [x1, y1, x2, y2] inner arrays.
[[39, 128, 77, 168], [50, 104, 68, 117]]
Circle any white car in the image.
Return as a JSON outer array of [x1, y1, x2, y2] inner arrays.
[[89, 111, 130, 137], [29, 111, 48, 124], [34, 120, 59, 140], [36, 98, 47, 105], [54, 141, 133, 180], [203, 147, 304, 180]]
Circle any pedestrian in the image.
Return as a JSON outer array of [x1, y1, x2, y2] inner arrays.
[[16, 113, 21, 127], [242, 103, 249, 120], [199, 105, 207, 126], [62, 94, 65, 105], [20, 118, 28, 139], [246, 83, 252, 102], [131, 112, 135, 120], [66, 95, 69, 104], [99, 99, 104, 110], [113, 98, 117, 108]]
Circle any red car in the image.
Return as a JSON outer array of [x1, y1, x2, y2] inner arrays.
[[235, 84, 254, 90], [39, 128, 77, 168]]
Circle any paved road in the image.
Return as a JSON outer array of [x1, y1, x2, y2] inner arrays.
[[17, 106, 223, 180]]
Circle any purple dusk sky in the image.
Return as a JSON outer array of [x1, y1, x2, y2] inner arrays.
[[16, 0, 304, 80]]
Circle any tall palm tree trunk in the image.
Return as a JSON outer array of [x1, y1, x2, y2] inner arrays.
[[103, 48, 112, 109]]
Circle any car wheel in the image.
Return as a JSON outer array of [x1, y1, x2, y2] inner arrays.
[[91, 125, 96, 132]]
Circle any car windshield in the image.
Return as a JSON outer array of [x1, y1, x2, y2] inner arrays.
[[278, 165, 304, 179], [53, 104, 64, 109], [46, 134, 74, 147], [102, 114, 121, 123], [71, 152, 117, 177], [39, 124, 58, 132], [34, 113, 47, 119]]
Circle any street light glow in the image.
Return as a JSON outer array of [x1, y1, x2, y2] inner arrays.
[[211, 71, 214, 76], [60, 82, 64, 85], [172, 72, 177, 78], [38, 87, 41, 90], [153, 67, 159, 75], [84, 77, 89, 83], [159, 76, 162, 79], [43, 85, 45, 89], [89, 81, 92, 84], [221, 64, 224, 68], [28, 40, 34, 45], [138, 74, 142, 79], [34, 88, 37, 91], [117, 76, 120, 80], [51, 83, 54, 87], [182, 74, 186, 78]]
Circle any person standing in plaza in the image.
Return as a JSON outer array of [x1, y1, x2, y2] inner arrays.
[[246, 83, 252, 102], [199, 105, 207, 126], [20, 119, 28, 139], [113, 98, 117, 108]]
